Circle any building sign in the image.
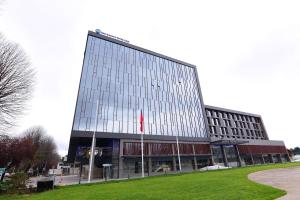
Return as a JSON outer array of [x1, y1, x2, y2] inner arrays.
[[95, 29, 129, 43]]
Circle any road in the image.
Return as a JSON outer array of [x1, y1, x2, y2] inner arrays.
[[29, 175, 118, 187], [29, 175, 81, 187]]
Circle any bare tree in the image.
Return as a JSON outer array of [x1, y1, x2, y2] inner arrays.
[[0, 134, 35, 170], [23, 126, 60, 172], [0, 126, 60, 174], [23, 126, 45, 146], [0, 34, 35, 132]]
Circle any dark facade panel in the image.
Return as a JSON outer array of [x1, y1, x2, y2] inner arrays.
[[238, 145, 287, 154], [122, 142, 210, 156], [71, 130, 210, 142], [151, 143, 173, 155], [179, 143, 193, 154], [194, 144, 211, 155], [123, 142, 149, 156]]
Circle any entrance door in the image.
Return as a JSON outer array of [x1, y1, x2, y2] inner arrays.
[[211, 145, 224, 165], [223, 145, 238, 167]]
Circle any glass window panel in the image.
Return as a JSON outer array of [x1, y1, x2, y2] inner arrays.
[[72, 35, 207, 138]]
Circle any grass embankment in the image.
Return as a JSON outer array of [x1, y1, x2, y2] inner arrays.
[[1, 162, 300, 200]]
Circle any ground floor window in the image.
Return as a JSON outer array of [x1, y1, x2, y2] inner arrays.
[[211, 145, 224, 164]]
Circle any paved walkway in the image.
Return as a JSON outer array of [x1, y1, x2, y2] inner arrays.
[[248, 167, 300, 200]]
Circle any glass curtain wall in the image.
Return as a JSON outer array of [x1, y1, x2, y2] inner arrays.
[[72, 35, 207, 138]]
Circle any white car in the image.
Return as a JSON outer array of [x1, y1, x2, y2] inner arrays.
[[199, 165, 231, 171], [292, 155, 300, 162]]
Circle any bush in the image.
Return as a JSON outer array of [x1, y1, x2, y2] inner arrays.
[[5, 172, 30, 194], [0, 181, 10, 194]]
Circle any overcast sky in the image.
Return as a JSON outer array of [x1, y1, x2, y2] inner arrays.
[[1, 0, 300, 156]]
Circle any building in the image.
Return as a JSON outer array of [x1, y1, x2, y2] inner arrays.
[[206, 105, 289, 167], [68, 30, 289, 179]]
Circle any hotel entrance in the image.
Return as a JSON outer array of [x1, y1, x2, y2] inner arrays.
[[211, 139, 247, 167]]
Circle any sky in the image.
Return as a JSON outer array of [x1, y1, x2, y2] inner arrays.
[[1, 0, 300, 156]]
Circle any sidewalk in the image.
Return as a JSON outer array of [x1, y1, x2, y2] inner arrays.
[[248, 167, 300, 200]]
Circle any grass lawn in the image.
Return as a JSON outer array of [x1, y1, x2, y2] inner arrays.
[[1, 162, 300, 200]]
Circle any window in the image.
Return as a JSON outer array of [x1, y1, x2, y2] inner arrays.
[[209, 126, 217, 134], [224, 113, 228, 119], [231, 128, 237, 135], [72, 35, 207, 138], [219, 112, 223, 118], [207, 110, 211, 117], [213, 111, 217, 117], [235, 121, 239, 128], [207, 117, 211, 125], [239, 129, 243, 136], [221, 127, 228, 135], [213, 118, 220, 126]]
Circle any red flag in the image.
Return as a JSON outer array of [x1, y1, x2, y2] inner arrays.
[[140, 110, 144, 133]]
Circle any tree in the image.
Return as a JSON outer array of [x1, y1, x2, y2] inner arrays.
[[0, 134, 35, 169], [0, 126, 60, 179], [23, 126, 60, 173], [0, 34, 35, 132], [290, 147, 300, 155]]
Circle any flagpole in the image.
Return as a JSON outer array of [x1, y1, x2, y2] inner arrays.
[[140, 109, 144, 178], [176, 135, 182, 172], [88, 100, 99, 183], [141, 132, 144, 178], [140, 109, 145, 178]]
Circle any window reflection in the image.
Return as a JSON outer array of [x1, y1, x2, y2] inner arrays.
[[72, 35, 207, 138]]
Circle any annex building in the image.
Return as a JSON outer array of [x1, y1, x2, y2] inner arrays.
[[67, 30, 290, 179]]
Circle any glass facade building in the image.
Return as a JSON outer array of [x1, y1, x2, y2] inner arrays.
[[68, 31, 289, 179], [72, 32, 207, 138]]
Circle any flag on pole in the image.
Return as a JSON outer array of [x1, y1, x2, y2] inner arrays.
[[140, 109, 144, 178], [140, 110, 144, 133]]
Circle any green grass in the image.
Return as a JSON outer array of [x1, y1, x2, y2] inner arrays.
[[1, 162, 300, 200]]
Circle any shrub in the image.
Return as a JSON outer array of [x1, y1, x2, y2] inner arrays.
[[0, 181, 10, 194], [6, 172, 30, 194]]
